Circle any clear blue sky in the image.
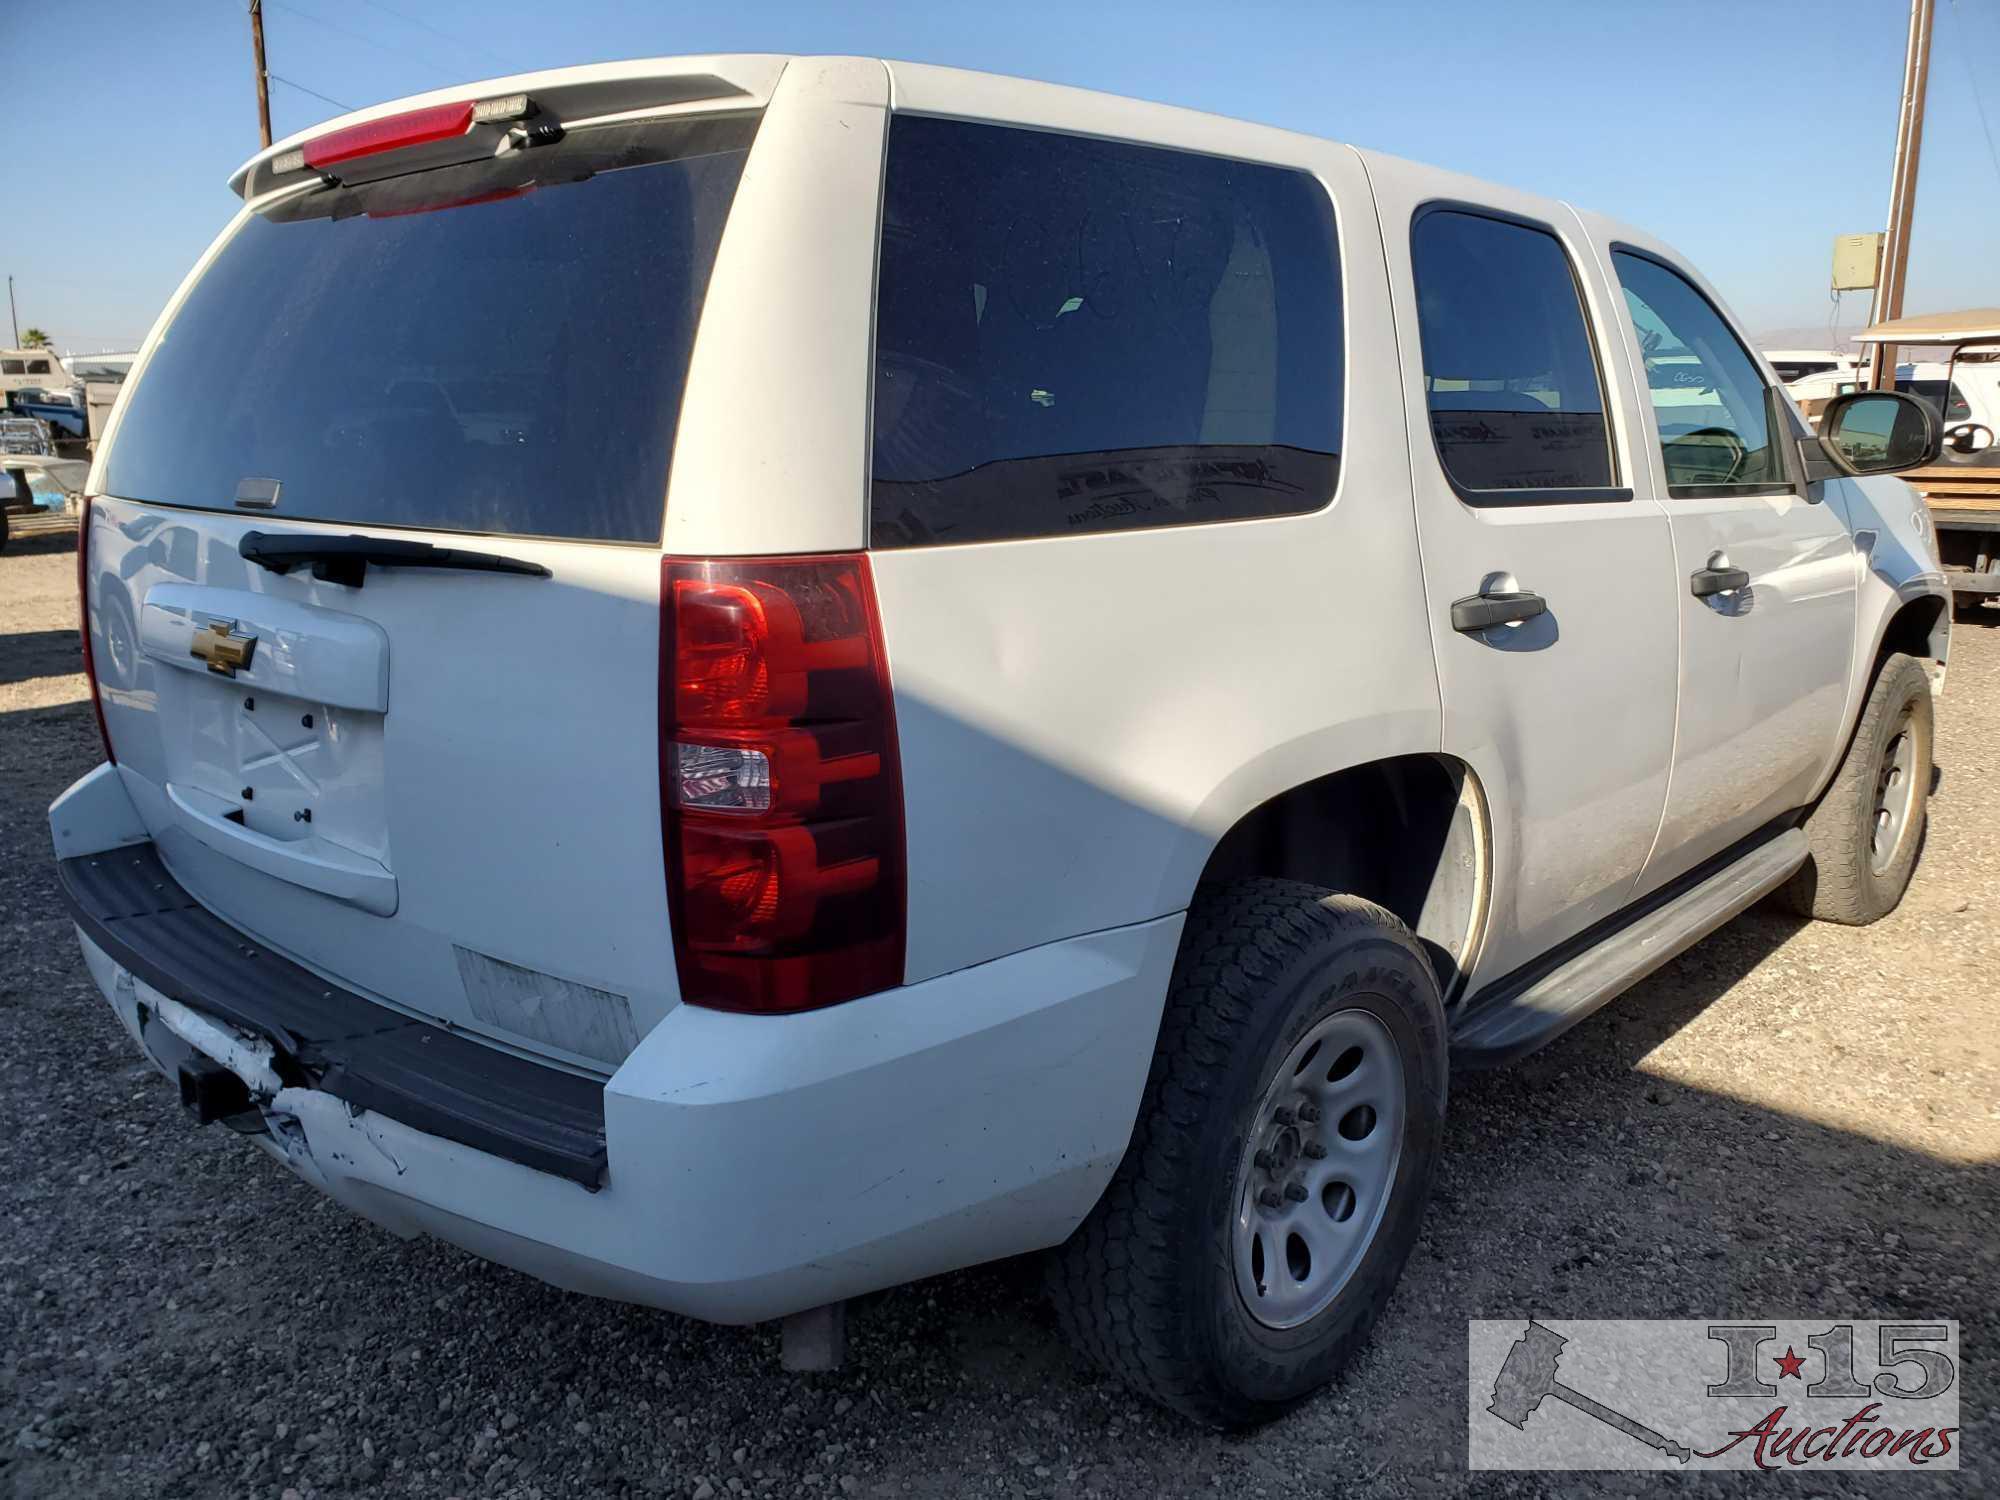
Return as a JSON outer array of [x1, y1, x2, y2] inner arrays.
[[5, 0, 1998, 354]]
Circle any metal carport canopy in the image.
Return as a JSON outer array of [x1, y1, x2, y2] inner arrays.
[[1854, 308, 2000, 345]]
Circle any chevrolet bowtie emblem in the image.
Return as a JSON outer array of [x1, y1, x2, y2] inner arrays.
[[190, 618, 257, 677]]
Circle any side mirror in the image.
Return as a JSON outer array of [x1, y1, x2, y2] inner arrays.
[[1817, 390, 1941, 476]]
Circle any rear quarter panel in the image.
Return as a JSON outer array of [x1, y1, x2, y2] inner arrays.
[[870, 69, 1439, 983]]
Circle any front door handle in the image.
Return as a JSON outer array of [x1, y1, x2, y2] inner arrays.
[[1450, 590, 1546, 633], [1690, 564, 1751, 599]]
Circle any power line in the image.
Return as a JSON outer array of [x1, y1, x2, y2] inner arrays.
[[1947, 0, 2000, 190], [265, 0, 457, 76], [253, 0, 511, 144], [352, 0, 513, 71], [268, 73, 354, 112]]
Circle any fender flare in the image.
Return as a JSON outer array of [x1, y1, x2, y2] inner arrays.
[[1814, 575, 1950, 805]]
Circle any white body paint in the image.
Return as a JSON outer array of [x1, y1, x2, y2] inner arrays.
[[52, 55, 1948, 1324]]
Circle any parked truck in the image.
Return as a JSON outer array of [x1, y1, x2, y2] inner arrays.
[[1851, 310, 2000, 611]]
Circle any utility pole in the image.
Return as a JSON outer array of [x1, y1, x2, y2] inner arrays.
[[249, 0, 273, 148], [1868, 0, 1934, 389]]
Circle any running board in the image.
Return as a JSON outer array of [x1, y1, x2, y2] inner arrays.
[[1449, 828, 1808, 1068]]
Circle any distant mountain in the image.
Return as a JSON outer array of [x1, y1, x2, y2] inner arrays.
[[1752, 325, 1866, 354]]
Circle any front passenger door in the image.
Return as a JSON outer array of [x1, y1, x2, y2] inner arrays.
[[1605, 244, 1857, 890]]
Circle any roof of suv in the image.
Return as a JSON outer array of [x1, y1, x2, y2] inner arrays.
[[226, 53, 1345, 200], [226, 54, 1675, 288]]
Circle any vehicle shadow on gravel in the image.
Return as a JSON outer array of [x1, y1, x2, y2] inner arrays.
[[0, 629, 84, 687], [4, 563, 1990, 1496], [0, 528, 80, 560], [848, 911, 1996, 1495], [7, 851, 1992, 1498]]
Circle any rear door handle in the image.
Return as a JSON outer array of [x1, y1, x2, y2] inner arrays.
[[1690, 565, 1751, 598], [1450, 590, 1546, 633]]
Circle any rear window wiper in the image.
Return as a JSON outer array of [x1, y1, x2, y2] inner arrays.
[[239, 530, 552, 588]]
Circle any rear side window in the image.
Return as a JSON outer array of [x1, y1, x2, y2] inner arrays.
[[102, 114, 758, 543], [1410, 209, 1617, 498], [870, 116, 1343, 548], [1896, 379, 1971, 423], [1611, 250, 1789, 496]]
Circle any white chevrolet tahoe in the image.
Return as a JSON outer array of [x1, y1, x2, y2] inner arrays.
[[51, 56, 1953, 1427]]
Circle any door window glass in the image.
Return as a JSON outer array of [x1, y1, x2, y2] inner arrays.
[[1409, 209, 1616, 497], [1613, 251, 1789, 495]]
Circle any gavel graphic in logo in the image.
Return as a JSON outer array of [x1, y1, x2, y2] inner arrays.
[[1488, 1321, 1692, 1464]]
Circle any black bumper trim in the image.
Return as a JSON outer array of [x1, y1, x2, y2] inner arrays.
[[59, 842, 608, 1188]]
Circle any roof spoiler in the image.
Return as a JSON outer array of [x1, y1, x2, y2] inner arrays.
[[229, 54, 788, 202]]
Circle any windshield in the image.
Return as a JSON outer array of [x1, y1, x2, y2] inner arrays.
[[103, 114, 758, 543]]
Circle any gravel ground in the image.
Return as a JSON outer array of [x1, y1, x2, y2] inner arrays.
[[3, 529, 1994, 1499]]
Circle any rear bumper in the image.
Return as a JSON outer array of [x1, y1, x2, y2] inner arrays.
[[59, 840, 607, 1185], [58, 774, 1180, 1324]]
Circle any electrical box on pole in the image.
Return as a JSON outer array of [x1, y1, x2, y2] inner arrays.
[[1832, 233, 1884, 291]]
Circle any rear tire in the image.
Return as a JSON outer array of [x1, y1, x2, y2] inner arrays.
[[1048, 879, 1447, 1428], [1778, 652, 1933, 924]]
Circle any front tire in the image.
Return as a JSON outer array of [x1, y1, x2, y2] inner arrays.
[[1779, 651, 1934, 924], [1048, 879, 1447, 1428]]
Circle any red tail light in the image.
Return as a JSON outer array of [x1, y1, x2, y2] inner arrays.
[[77, 496, 114, 764], [662, 555, 905, 1013], [303, 102, 475, 169]]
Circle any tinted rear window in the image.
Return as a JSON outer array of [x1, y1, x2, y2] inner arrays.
[[103, 115, 757, 543], [870, 116, 1343, 548]]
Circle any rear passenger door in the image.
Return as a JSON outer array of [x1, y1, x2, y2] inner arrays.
[[1364, 164, 1681, 983], [1598, 242, 1856, 889]]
